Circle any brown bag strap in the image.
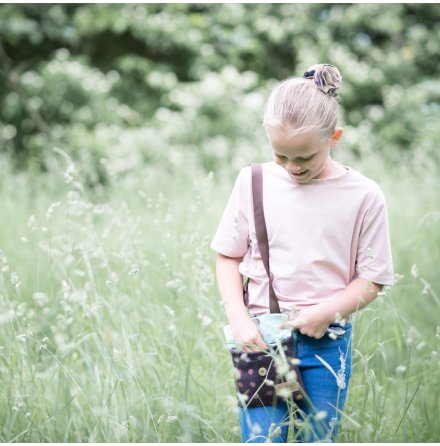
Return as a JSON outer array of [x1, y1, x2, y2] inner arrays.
[[250, 164, 281, 314]]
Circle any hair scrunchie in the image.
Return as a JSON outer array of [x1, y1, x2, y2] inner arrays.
[[303, 64, 342, 97]]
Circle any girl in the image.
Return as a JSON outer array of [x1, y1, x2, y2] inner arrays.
[[211, 64, 394, 442]]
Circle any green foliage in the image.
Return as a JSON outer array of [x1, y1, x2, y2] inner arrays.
[[1, 4, 440, 178]]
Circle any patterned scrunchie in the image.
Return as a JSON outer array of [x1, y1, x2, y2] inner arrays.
[[303, 64, 342, 97]]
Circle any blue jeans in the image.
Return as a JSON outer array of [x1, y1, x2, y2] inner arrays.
[[238, 324, 352, 443]]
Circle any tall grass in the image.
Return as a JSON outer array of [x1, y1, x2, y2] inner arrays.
[[0, 148, 439, 442]]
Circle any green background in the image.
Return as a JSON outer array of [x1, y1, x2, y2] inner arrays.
[[0, 3, 439, 442]]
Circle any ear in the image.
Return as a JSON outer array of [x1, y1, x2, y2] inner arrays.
[[330, 127, 343, 148]]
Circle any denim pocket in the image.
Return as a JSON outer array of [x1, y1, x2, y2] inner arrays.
[[323, 323, 353, 386], [327, 322, 352, 338]]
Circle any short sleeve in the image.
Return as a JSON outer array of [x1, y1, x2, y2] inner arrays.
[[210, 167, 251, 258], [355, 190, 395, 286]]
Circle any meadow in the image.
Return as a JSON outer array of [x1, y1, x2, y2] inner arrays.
[[1, 4, 439, 441], [0, 136, 439, 442]]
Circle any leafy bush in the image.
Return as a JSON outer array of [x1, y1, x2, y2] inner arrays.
[[1, 3, 439, 180]]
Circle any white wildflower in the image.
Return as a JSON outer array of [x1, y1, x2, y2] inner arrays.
[[315, 353, 346, 390], [33, 292, 49, 307], [16, 334, 27, 342], [285, 371, 298, 383], [164, 212, 173, 224], [276, 386, 292, 400], [0, 310, 15, 325], [163, 305, 175, 318], [72, 269, 85, 277], [201, 315, 212, 327], [315, 410, 328, 421], [251, 422, 262, 435], [15, 303, 26, 317], [275, 362, 289, 377], [411, 264, 419, 279], [166, 277, 186, 293], [63, 254, 76, 266], [231, 426, 240, 435], [62, 280, 71, 295], [12, 400, 24, 412], [268, 423, 281, 439], [394, 272, 404, 282], [396, 365, 407, 374], [128, 267, 139, 276], [422, 283, 431, 295], [28, 215, 36, 231], [16, 329, 32, 342], [64, 164, 75, 183], [324, 417, 338, 442], [45, 202, 61, 220], [10, 272, 21, 289], [106, 272, 119, 286]]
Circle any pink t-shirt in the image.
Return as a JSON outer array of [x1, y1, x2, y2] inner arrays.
[[211, 161, 395, 316]]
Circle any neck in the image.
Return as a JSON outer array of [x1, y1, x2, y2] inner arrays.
[[320, 158, 345, 179]]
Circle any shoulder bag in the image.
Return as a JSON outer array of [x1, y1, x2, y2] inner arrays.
[[227, 163, 305, 408]]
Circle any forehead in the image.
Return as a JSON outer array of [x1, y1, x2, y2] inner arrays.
[[266, 127, 321, 155]]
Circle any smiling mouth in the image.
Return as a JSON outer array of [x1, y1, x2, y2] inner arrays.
[[291, 170, 308, 177]]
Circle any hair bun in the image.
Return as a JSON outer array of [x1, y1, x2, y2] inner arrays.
[[303, 64, 342, 97]]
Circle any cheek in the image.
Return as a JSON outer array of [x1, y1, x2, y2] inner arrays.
[[273, 155, 285, 167], [310, 154, 327, 168]]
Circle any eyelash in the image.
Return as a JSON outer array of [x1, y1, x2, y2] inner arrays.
[[276, 154, 314, 162]]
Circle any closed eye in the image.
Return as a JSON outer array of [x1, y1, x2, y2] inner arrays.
[[275, 154, 315, 162]]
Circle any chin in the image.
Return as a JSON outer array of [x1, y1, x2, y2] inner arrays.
[[289, 171, 311, 182]]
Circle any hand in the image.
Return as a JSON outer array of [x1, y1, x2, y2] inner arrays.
[[284, 305, 333, 339], [230, 315, 268, 352]]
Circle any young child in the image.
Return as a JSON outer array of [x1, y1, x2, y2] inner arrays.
[[211, 64, 394, 442]]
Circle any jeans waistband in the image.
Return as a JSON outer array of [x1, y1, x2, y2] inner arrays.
[[281, 309, 354, 324]]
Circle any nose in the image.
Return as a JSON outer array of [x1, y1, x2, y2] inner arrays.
[[286, 161, 303, 173]]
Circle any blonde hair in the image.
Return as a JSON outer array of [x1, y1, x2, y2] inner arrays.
[[263, 64, 342, 141]]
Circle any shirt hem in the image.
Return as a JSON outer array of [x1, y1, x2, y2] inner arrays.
[[356, 274, 395, 287]]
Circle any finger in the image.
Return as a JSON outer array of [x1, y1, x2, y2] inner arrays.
[[243, 345, 259, 353], [245, 340, 268, 352], [256, 341, 269, 351], [255, 334, 269, 350], [281, 321, 302, 333], [279, 321, 297, 331]]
